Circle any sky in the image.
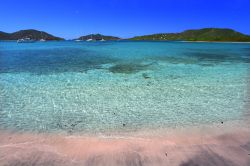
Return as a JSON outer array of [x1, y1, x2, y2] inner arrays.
[[0, 0, 249, 39]]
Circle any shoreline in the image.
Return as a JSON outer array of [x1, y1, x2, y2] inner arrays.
[[0, 117, 247, 138]]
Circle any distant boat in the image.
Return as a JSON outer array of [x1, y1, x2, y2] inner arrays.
[[17, 38, 35, 43], [86, 38, 93, 41], [86, 34, 95, 42], [75, 36, 84, 42], [100, 38, 105, 42], [40, 31, 46, 42], [40, 39, 46, 42]]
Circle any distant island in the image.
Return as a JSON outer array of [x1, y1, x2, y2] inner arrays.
[[129, 28, 250, 42], [1, 28, 250, 42], [0, 29, 64, 41], [76, 34, 120, 41]]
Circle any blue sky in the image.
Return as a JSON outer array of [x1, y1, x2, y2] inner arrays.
[[0, 0, 249, 39]]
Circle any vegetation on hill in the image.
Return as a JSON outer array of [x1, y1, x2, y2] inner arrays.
[[77, 34, 120, 40], [0, 31, 10, 40], [0, 29, 64, 40], [130, 28, 250, 42], [1, 28, 250, 42]]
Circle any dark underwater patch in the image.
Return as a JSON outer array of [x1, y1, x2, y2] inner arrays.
[[199, 63, 215, 67], [0, 48, 117, 75], [183, 50, 250, 65], [240, 48, 250, 63], [149, 50, 248, 66], [243, 48, 250, 51], [108, 63, 152, 74], [151, 56, 198, 65], [185, 52, 231, 61]]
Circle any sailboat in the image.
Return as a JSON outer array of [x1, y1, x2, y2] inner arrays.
[[100, 38, 105, 42], [40, 31, 46, 42]]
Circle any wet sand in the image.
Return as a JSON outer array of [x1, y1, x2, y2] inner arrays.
[[1, 121, 250, 166]]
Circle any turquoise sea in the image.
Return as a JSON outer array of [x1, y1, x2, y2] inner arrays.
[[0, 41, 249, 135]]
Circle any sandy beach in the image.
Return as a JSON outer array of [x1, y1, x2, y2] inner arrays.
[[1, 119, 250, 166]]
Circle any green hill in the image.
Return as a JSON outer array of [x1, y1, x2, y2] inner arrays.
[[76, 34, 120, 40], [130, 28, 250, 42], [0, 31, 10, 40], [0, 29, 64, 40]]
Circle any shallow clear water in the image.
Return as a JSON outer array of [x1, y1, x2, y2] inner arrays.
[[0, 41, 249, 134]]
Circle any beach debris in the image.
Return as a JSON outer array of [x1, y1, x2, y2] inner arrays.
[[142, 73, 150, 79], [221, 121, 223, 124], [123, 123, 126, 127]]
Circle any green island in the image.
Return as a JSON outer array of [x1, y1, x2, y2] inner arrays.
[[129, 28, 250, 42], [76, 34, 120, 40], [0, 29, 64, 41]]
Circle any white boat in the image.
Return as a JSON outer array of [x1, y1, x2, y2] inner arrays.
[[76, 36, 84, 42], [17, 38, 35, 43], [40, 31, 46, 42], [100, 38, 105, 41], [86, 34, 95, 42], [86, 38, 93, 42]]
